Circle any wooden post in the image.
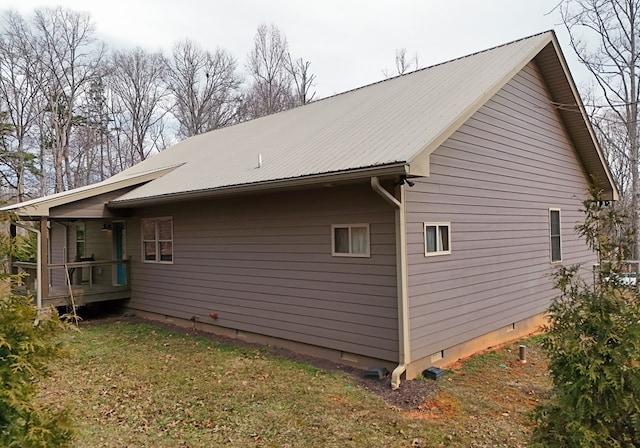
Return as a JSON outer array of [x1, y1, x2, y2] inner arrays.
[[9, 223, 17, 275], [39, 217, 49, 300]]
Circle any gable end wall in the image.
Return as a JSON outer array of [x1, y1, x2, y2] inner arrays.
[[406, 61, 595, 363]]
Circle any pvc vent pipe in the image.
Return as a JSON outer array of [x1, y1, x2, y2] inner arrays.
[[519, 345, 527, 363]]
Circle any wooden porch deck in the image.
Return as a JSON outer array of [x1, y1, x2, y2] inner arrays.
[[44, 284, 131, 308]]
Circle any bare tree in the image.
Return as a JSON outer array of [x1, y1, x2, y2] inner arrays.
[[287, 55, 316, 105], [244, 24, 296, 119], [72, 75, 112, 185], [383, 48, 420, 78], [0, 11, 42, 201], [555, 0, 640, 258], [107, 47, 169, 164], [585, 85, 633, 203], [395, 48, 419, 75], [167, 39, 242, 138], [24, 7, 105, 193]]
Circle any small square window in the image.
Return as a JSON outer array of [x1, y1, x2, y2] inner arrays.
[[424, 223, 451, 256], [332, 224, 370, 257]]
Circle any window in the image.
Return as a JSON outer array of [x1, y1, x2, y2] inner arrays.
[[75, 223, 85, 258], [142, 217, 173, 263], [549, 209, 562, 262], [332, 224, 370, 257], [424, 222, 451, 256]]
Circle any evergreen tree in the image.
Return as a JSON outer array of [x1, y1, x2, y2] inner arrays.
[[531, 186, 640, 447], [0, 212, 73, 447]]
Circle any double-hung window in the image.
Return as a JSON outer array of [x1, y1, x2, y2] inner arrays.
[[332, 224, 370, 257], [424, 222, 451, 256], [142, 217, 173, 263], [549, 209, 562, 262]]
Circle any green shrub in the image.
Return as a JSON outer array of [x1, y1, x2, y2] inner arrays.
[[531, 186, 640, 447], [0, 291, 73, 447], [531, 266, 640, 447], [13, 232, 37, 262]]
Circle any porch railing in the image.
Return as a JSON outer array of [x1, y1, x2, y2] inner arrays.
[[13, 259, 130, 304], [593, 260, 640, 291]]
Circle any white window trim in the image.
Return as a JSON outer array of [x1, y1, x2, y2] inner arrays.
[[549, 208, 562, 263], [331, 223, 371, 258], [423, 222, 452, 257], [142, 217, 174, 264]]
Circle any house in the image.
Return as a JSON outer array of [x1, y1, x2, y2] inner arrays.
[[3, 31, 618, 388]]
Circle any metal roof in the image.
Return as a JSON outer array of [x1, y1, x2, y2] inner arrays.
[[112, 30, 616, 205], [3, 30, 618, 215]]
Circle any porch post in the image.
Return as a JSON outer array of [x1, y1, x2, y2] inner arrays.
[[9, 223, 17, 274], [39, 217, 49, 301]]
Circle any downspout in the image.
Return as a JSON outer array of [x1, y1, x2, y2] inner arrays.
[[12, 222, 42, 310], [370, 177, 410, 389]]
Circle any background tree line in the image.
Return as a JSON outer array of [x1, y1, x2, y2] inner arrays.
[[3, 2, 640, 260], [0, 7, 315, 202]]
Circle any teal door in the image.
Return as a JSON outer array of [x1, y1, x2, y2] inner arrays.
[[113, 222, 126, 285]]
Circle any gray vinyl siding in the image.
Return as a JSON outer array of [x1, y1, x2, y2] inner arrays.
[[125, 185, 399, 361], [406, 61, 595, 361]]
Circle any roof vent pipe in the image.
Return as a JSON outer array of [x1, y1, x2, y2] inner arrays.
[[258, 153, 262, 168]]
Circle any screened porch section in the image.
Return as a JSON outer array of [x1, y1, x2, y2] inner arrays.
[[14, 258, 131, 308], [10, 218, 131, 309]]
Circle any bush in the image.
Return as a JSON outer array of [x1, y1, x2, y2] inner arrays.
[[531, 187, 640, 447], [0, 290, 73, 447], [531, 266, 640, 447]]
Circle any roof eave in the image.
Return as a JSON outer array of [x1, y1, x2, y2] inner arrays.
[[2, 165, 182, 218], [537, 34, 619, 201], [108, 163, 409, 209]]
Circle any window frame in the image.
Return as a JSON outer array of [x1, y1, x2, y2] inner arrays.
[[141, 217, 174, 264], [331, 223, 371, 258], [423, 222, 452, 257], [549, 208, 562, 263]]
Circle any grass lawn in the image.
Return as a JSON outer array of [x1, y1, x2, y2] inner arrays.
[[39, 320, 551, 447]]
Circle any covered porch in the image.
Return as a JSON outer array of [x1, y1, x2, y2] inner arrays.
[[1, 169, 177, 309], [10, 217, 131, 309]]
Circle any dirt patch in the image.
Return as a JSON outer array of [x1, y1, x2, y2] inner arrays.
[[403, 391, 458, 420], [255, 343, 438, 410], [353, 373, 439, 410]]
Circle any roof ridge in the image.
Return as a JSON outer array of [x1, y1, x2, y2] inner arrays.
[[172, 31, 555, 130], [309, 30, 555, 105]]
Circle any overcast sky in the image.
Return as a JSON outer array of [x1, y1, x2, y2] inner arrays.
[[1, 0, 584, 99]]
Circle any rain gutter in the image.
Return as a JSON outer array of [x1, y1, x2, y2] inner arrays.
[[370, 176, 410, 390]]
